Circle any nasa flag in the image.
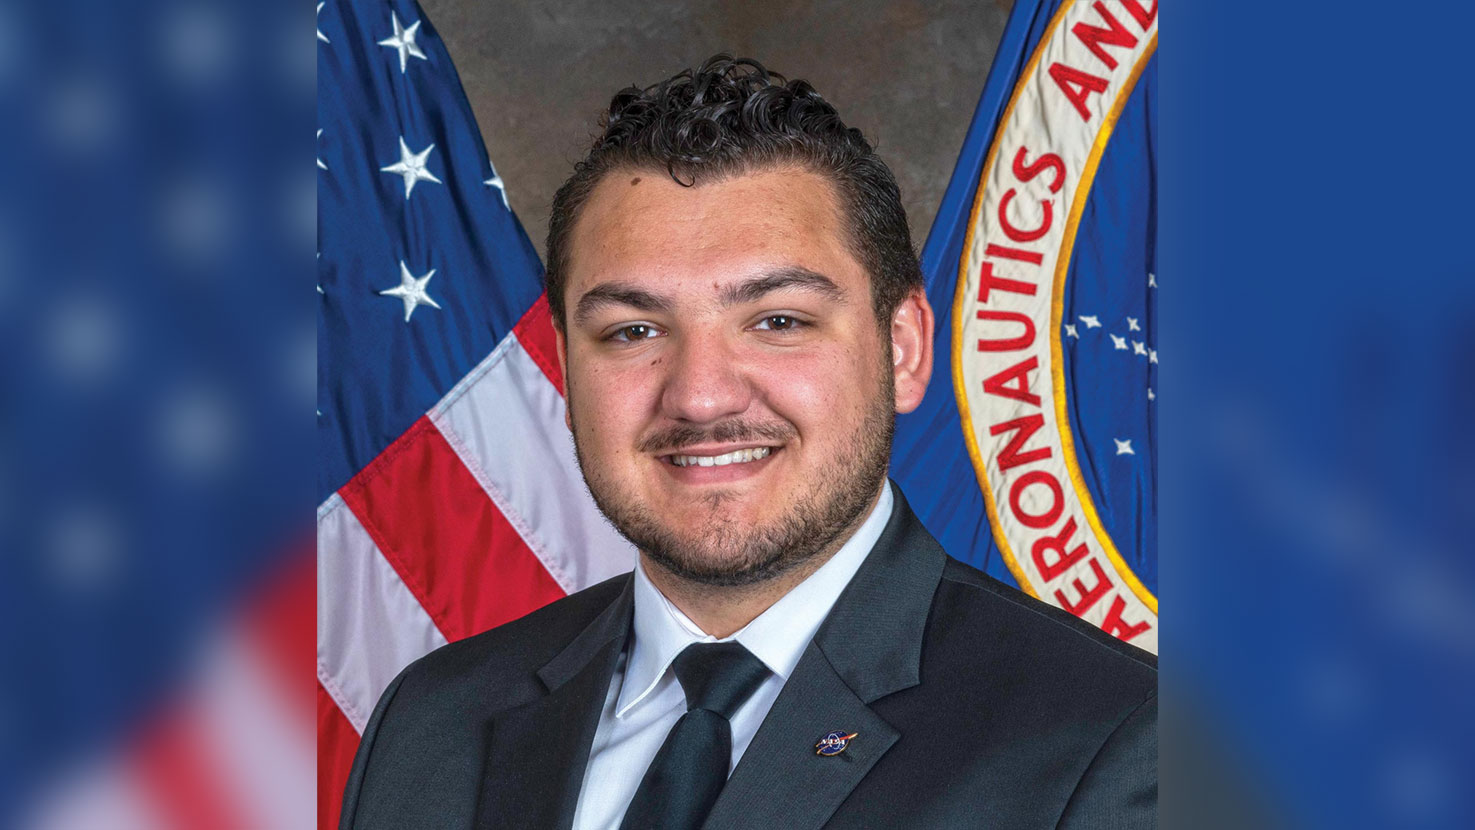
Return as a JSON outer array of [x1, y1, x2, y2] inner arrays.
[[891, 0, 1159, 652]]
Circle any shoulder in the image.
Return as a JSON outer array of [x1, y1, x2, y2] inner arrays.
[[915, 556, 1156, 721], [936, 556, 1156, 675], [392, 572, 631, 712], [339, 573, 631, 829], [910, 557, 1155, 806]]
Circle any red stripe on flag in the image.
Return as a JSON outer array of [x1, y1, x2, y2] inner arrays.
[[513, 293, 564, 394], [340, 417, 566, 642], [242, 543, 316, 730], [319, 682, 361, 830], [133, 706, 249, 830]]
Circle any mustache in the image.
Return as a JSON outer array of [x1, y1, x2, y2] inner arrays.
[[638, 420, 797, 454]]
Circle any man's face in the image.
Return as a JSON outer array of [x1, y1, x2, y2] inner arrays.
[[556, 167, 931, 586]]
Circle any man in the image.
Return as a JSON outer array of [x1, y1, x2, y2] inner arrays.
[[339, 55, 1156, 829]]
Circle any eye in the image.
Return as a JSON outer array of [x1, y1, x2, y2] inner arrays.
[[753, 315, 803, 332], [607, 323, 664, 342]]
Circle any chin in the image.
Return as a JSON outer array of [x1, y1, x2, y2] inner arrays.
[[641, 532, 800, 588], [625, 482, 867, 588]]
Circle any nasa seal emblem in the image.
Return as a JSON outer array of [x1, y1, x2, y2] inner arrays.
[[815, 731, 858, 757], [953, 0, 1159, 652]]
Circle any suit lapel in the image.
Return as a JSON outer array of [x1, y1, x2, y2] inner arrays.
[[474, 579, 634, 830], [702, 639, 900, 829], [704, 485, 947, 829]]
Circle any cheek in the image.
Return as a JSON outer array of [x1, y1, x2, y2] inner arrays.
[[753, 345, 879, 428], [569, 359, 659, 442]]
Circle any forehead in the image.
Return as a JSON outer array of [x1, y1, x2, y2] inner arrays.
[[564, 166, 864, 298]]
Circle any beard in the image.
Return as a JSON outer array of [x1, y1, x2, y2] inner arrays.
[[569, 372, 895, 588]]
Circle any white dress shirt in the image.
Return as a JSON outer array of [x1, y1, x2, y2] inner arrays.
[[570, 485, 895, 830]]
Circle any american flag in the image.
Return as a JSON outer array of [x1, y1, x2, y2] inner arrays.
[[315, 1, 635, 826]]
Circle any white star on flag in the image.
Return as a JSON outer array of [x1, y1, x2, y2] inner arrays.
[[1127, 317, 1140, 331], [1078, 314, 1101, 328], [378, 11, 427, 74], [317, 129, 327, 170], [1148, 272, 1157, 288], [1132, 340, 1147, 355], [1064, 323, 1079, 339], [1114, 438, 1135, 455], [1149, 348, 1158, 364], [317, 2, 330, 43], [1110, 334, 1128, 350], [484, 159, 510, 210], [1147, 389, 1155, 401], [381, 137, 442, 199], [379, 261, 441, 322]]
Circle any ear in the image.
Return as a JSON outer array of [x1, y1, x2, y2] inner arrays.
[[554, 323, 572, 429], [890, 287, 934, 414]]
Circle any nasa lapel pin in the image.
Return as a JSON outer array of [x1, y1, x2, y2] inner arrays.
[[815, 731, 858, 756]]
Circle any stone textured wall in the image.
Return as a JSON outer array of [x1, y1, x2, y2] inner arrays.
[[421, 0, 1013, 262]]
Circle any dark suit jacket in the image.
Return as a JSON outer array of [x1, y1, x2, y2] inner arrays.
[[340, 486, 1157, 829]]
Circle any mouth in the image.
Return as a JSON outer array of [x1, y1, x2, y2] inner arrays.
[[664, 446, 775, 468]]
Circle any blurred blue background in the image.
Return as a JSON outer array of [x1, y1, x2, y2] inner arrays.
[[1164, 3, 1475, 826], [0, 0, 311, 826]]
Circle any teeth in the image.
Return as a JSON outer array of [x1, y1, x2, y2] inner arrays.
[[670, 446, 772, 468]]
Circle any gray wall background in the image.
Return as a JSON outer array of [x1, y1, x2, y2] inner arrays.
[[421, 0, 1014, 262]]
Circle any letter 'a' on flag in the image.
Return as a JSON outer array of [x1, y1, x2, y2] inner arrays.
[[890, 0, 1159, 652], [316, 1, 636, 826]]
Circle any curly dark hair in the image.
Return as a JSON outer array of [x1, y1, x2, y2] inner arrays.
[[544, 53, 922, 328]]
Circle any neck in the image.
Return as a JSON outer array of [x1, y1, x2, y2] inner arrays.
[[640, 483, 884, 638], [640, 553, 832, 638]]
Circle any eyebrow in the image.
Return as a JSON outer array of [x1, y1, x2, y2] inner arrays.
[[572, 282, 675, 326], [718, 266, 847, 306], [571, 266, 847, 326]]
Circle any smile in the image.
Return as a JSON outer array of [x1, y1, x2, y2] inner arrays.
[[667, 446, 773, 468]]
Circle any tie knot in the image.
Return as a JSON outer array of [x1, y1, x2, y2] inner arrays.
[[671, 642, 769, 719]]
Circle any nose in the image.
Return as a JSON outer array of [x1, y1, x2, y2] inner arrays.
[[659, 331, 752, 424]]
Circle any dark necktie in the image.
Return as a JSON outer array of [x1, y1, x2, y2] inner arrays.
[[620, 641, 770, 830]]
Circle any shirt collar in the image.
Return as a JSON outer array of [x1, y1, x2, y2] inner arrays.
[[617, 484, 895, 717]]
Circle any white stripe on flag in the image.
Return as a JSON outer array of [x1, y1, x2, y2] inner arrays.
[[317, 494, 448, 733], [430, 332, 636, 595], [194, 621, 316, 830]]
